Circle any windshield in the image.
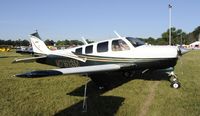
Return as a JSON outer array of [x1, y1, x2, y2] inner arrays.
[[126, 37, 145, 47]]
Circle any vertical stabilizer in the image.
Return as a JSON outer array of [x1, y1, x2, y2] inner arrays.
[[30, 32, 51, 54]]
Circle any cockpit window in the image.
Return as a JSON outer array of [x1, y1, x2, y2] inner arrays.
[[112, 39, 130, 51], [126, 37, 145, 47]]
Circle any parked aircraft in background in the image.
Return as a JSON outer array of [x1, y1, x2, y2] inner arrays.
[[16, 46, 33, 54], [0, 45, 11, 52], [13, 32, 189, 89]]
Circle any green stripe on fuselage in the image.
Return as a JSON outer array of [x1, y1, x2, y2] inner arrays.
[[36, 54, 178, 70]]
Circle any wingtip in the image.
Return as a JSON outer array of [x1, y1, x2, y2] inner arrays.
[[12, 58, 20, 64], [12, 60, 17, 64]]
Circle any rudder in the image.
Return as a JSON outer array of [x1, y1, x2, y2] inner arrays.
[[30, 32, 51, 54]]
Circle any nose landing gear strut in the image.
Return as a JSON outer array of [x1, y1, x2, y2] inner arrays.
[[169, 71, 181, 89]]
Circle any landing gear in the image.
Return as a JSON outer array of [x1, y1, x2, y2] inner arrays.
[[123, 70, 143, 78], [123, 71, 135, 78], [169, 71, 181, 89], [171, 81, 181, 89]]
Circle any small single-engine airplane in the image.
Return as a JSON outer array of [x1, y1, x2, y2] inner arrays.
[[13, 32, 189, 89]]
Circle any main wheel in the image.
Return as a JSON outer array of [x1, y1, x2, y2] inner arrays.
[[171, 81, 181, 89]]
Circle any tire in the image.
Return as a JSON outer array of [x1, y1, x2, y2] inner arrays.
[[171, 81, 181, 89]]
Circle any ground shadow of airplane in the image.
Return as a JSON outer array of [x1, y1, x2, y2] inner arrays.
[[54, 70, 169, 116]]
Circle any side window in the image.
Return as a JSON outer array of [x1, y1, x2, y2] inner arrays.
[[85, 45, 93, 54], [75, 47, 82, 54], [112, 39, 130, 51], [97, 41, 108, 53]]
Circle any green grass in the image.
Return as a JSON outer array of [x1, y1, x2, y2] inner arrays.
[[0, 50, 200, 116]]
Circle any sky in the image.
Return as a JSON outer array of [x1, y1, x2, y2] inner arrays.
[[0, 0, 200, 41]]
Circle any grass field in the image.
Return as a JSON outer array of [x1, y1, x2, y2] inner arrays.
[[0, 50, 200, 116]]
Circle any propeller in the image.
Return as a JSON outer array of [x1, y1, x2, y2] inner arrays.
[[178, 46, 191, 56], [177, 46, 191, 75]]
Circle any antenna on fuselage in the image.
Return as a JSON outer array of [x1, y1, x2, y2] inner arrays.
[[81, 37, 88, 45], [113, 31, 122, 38]]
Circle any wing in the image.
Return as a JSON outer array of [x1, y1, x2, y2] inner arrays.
[[15, 63, 136, 77], [12, 55, 47, 63], [53, 63, 135, 74]]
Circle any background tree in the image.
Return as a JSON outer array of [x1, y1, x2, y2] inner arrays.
[[160, 27, 187, 45], [187, 26, 200, 44], [56, 40, 65, 46], [156, 38, 168, 45], [70, 40, 84, 45], [193, 26, 200, 40], [0, 39, 5, 45], [21, 40, 30, 46], [143, 37, 156, 45], [64, 39, 70, 45], [86, 39, 94, 44]]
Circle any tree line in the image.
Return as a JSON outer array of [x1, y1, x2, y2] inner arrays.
[[0, 39, 30, 46], [0, 38, 94, 47], [0, 26, 200, 47], [143, 26, 200, 45]]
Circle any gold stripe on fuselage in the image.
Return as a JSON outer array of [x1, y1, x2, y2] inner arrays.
[[76, 54, 135, 62]]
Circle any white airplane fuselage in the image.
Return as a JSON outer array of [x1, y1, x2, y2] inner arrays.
[[33, 36, 179, 70]]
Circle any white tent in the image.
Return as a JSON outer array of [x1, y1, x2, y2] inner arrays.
[[189, 41, 200, 49]]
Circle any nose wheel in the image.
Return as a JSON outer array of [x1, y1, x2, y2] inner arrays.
[[171, 81, 181, 89], [169, 72, 181, 89]]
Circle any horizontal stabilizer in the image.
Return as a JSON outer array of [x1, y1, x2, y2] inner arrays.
[[12, 55, 47, 63]]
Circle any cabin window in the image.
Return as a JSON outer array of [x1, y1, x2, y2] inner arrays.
[[195, 45, 199, 48], [97, 41, 108, 52], [112, 39, 130, 51], [75, 47, 82, 54], [85, 45, 93, 54]]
